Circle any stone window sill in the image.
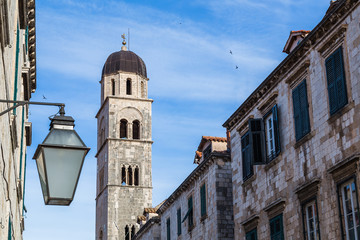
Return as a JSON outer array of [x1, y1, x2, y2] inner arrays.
[[327, 100, 354, 124], [294, 130, 315, 149]]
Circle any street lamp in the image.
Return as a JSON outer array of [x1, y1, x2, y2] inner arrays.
[[0, 100, 90, 206], [33, 106, 90, 205]]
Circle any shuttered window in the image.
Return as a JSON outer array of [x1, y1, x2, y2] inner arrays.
[[166, 218, 171, 240], [200, 183, 206, 217], [246, 228, 258, 240], [270, 214, 284, 240], [264, 105, 281, 162], [325, 46, 348, 115], [249, 119, 266, 165], [177, 208, 181, 236], [292, 80, 311, 141], [241, 132, 253, 180]]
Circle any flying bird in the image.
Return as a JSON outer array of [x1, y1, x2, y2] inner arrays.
[[230, 50, 232, 54], [236, 65, 238, 69], [42, 94, 47, 100]]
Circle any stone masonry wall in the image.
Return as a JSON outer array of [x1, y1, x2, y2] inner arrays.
[[229, 3, 360, 239]]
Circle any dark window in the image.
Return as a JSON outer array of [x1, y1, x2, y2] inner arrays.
[[126, 79, 132, 95], [131, 226, 135, 240], [125, 225, 129, 240], [246, 228, 258, 240], [177, 208, 182, 236], [203, 144, 211, 160], [133, 120, 140, 139], [121, 166, 126, 185], [270, 214, 284, 240], [134, 167, 139, 186], [292, 80, 311, 141], [166, 218, 171, 240], [99, 230, 103, 240], [325, 46, 348, 115], [120, 119, 128, 138], [249, 119, 266, 165], [188, 196, 194, 229], [338, 177, 360, 240], [111, 79, 115, 95], [241, 132, 253, 180], [200, 183, 207, 217], [128, 166, 133, 186], [302, 200, 320, 240]]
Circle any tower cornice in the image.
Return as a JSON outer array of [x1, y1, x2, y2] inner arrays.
[[95, 96, 154, 118], [95, 138, 153, 157]]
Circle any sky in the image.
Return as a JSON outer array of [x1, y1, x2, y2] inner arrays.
[[24, 0, 331, 239]]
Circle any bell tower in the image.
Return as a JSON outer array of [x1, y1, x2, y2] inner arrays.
[[95, 36, 153, 240]]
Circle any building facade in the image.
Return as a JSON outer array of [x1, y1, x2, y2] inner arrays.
[[223, 0, 360, 239], [0, 0, 36, 239], [96, 41, 153, 240], [135, 136, 234, 240]]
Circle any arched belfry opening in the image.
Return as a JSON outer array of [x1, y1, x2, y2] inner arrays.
[[133, 120, 140, 139], [120, 119, 128, 138], [134, 167, 139, 186], [126, 78, 132, 95]]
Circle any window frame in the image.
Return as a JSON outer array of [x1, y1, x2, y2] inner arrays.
[[263, 104, 281, 162], [337, 176, 360, 240], [301, 198, 321, 240]]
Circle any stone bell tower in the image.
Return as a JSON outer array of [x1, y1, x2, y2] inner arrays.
[[95, 36, 153, 240]]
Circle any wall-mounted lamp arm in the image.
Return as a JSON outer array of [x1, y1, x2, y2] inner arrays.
[[0, 99, 65, 116]]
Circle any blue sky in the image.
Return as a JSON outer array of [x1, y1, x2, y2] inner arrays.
[[24, 0, 330, 239]]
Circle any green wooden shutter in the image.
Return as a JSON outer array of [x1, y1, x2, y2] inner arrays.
[[334, 47, 348, 110], [200, 184, 206, 217], [166, 218, 171, 240], [241, 133, 252, 180], [293, 80, 310, 141], [299, 81, 310, 137], [270, 214, 284, 240], [8, 216, 12, 240], [188, 196, 193, 227], [326, 47, 348, 115], [249, 119, 266, 165], [272, 104, 281, 155], [177, 208, 181, 236], [13, 23, 20, 114], [246, 228, 258, 240]]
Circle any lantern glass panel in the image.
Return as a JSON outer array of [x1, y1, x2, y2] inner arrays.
[[43, 147, 87, 199], [44, 129, 85, 146], [35, 151, 49, 203]]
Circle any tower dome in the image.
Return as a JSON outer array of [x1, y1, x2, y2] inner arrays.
[[102, 49, 147, 78]]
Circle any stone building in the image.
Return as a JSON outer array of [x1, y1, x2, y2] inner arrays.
[[96, 40, 153, 240], [134, 136, 234, 240], [223, 0, 360, 239], [0, 0, 36, 239]]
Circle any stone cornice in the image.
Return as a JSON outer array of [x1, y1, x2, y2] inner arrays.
[[133, 217, 160, 239], [223, 0, 359, 131], [157, 151, 231, 214], [28, 0, 36, 92]]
